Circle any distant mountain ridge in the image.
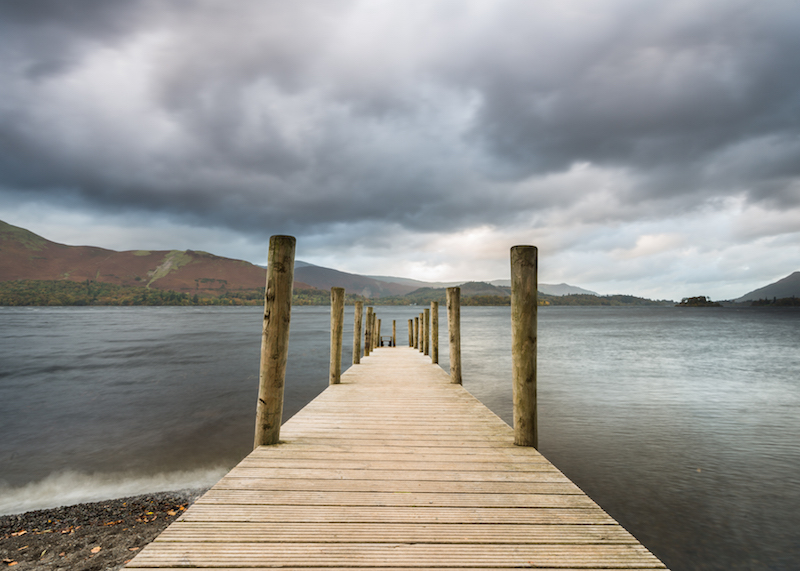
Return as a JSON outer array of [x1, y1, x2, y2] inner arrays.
[[0, 220, 285, 294], [2, 219, 597, 299], [367, 275, 596, 296], [736, 271, 800, 302], [294, 265, 417, 298]]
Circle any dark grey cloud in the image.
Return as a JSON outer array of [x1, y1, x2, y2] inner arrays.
[[1, 0, 800, 253], [0, 1, 150, 78]]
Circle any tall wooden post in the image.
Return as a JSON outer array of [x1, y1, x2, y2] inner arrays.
[[365, 307, 373, 356], [430, 302, 439, 364], [392, 320, 396, 347], [446, 287, 462, 385], [419, 313, 424, 353], [374, 314, 379, 348], [423, 308, 430, 356], [329, 287, 345, 385], [353, 301, 363, 364], [254, 235, 295, 448], [511, 245, 538, 448], [408, 319, 413, 346], [414, 317, 419, 348], [378, 318, 382, 347]]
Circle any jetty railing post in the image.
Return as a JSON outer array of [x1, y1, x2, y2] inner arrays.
[[408, 319, 413, 346], [378, 318, 382, 347], [254, 235, 295, 448], [430, 302, 439, 364], [423, 308, 430, 356], [414, 317, 419, 348], [392, 320, 396, 347], [353, 301, 363, 364], [365, 306, 373, 356], [511, 245, 538, 448], [446, 287, 462, 385], [329, 287, 345, 385], [419, 313, 424, 352]]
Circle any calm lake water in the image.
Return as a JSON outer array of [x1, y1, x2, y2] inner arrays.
[[1, 305, 799, 570]]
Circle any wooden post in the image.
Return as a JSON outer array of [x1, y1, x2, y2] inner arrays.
[[430, 302, 438, 364], [422, 309, 429, 356], [353, 301, 363, 364], [511, 245, 538, 448], [329, 287, 345, 385], [374, 314, 379, 348], [408, 319, 413, 346], [446, 287, 462, 385], [419, 313, 424, 352], [414, 317, 419, 348], [378, 318, 382, 347], [392, 320, 396, 347], [365, 306, 373, 356], [254, 235, 295, 448]]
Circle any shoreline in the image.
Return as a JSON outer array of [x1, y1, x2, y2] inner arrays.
[[0, 488, 207, 570]]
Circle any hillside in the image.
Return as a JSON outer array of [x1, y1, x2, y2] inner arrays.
[[294, 264, 416, 298], [0, 220, 283, 294], [736, 271, 800, 302], [488, 280, 598, 296], [2, 219, 624, 305], [367, 275, 597, 296]]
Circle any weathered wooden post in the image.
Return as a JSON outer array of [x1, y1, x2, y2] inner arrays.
[[430, 302, 439, 364], [446, 287, 462, 385], [365, 306, 373, 356], [378, 318, 382, 347], [374, 314, 379, 348], [392, 320, 396, 347], [353, 301, 363, 364], [423, 308, 430, 356], [329, 287, 345, 385], [408, 319, 413, 346], [419, 313, 424, 352], [414, 317, 419, 348], [254, 235, 295, 448], [511, 245, 538, 448]]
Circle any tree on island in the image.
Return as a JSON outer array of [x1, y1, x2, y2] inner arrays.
[[676, 296, 722, 307]]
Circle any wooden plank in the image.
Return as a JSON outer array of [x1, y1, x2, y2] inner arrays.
[[177, 504, 618, 524], [127, 543, 666, 568], [125, 347, 667, 570], [130, 568, 664, 571], [224, 467, 575, 483], [233, 459, 558, 472], [244, 450, 555, 463], [130, 569, 663, 571], [155, 522, 639, 544], [194, 489, 596, 508], [210, 477, 583, 494]]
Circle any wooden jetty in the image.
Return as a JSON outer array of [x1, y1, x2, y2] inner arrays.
[[126, 238, 665, 569], [126, 346, 666, 570]]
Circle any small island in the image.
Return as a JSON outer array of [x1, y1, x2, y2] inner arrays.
[[676, 296, 722, 307]]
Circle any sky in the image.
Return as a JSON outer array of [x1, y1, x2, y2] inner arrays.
[[1, 1, 799, 300]]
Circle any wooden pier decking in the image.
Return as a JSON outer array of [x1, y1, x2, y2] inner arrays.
[[126, 346, 667, 570]]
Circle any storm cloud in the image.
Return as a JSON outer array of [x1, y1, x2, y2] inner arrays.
[[1, 0, 799, 298]]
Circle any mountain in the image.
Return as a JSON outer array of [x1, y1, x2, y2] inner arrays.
[[488, 279, 598, 296], [2, 219, 598, 300], [368, 275, 596, 296], [295, 265, 417, 298], [736, 271, 800, 302], [0, 220, 295, 294], [367, 275, 464, 289]]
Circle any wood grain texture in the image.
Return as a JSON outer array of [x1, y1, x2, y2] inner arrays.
[[126, 346, 667, 570]]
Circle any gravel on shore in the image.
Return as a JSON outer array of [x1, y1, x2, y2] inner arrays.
[[0, 489, 206, 571]]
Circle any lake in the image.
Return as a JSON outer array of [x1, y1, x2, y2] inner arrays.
[[1, 305, 798, 570]]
